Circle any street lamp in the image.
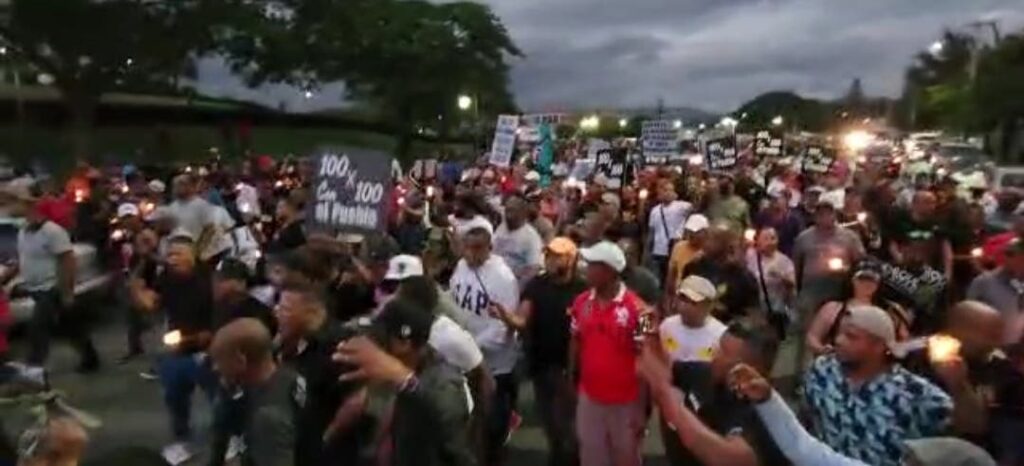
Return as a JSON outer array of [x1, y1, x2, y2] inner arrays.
[[580, 115, 600, 131], [929, 41, 944, 56], [771, 115, 784, 127], [303, 90, 313, 99], [672, 119, 682, 129], [618, 118, 628, 129], [457, 95, 473, 111], [719, 116, 738, 128]]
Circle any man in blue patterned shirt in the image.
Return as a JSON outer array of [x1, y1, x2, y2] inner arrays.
[[804, 305, 953, 466]]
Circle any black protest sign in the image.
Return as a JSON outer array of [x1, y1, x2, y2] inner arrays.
[[307, 147, 394, 235], [754, 129, 784, 157], [595, 148, 628, 189], [802, 146, 836, 173], [704, 135, 738, 172], [858, 256, 947, 320]]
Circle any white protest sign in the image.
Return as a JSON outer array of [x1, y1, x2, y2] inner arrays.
[[586, 138, 611, 160], [489, 114, 519, 167], [642, 120, 678, 164]]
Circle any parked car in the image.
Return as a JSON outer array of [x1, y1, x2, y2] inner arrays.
[[0, 217, 115, 323]]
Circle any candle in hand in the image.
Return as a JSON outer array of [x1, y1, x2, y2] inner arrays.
[[163, 330, 183, 347], [928, 334, 961, 362]]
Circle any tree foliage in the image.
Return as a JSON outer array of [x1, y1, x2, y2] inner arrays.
[[0, 0, 236, 159], [225, 0, 522, 157]]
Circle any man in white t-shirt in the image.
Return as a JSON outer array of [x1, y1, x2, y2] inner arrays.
[[492, 195, 544, 290], [647, 179, 692, 281], [660, 275, 727, 363], [657, 274, 727, 466], [158, 174, 223, 262], [447, 226, 520, 463]]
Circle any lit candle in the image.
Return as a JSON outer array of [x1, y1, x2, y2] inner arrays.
[[857, 212, 868, 223], [971, 247, 983, 258], [638, 188, 649, 200], [928, 334, 961, 362], [827, 257, 845, 271], [74, 189, 86, 203], [744, 229, 756, 242], [111, 229, 125, 241], [163, 330, 183, 347]]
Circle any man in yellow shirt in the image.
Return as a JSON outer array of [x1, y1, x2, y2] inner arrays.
[[666, 214, 710, 297]]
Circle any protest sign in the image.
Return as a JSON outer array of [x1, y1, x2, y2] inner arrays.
[[587, 138, 611, 160], [537, 123, 554, 187], [489, 114, 519, 167], [754, 129, 784, 157], [704, 135, 738, 172], [858, 256, 947, 321], [642, 120, 678, 164], [801, 146, 836, 173], [307, 147, 394, 235], [595, 148, 627, 189]]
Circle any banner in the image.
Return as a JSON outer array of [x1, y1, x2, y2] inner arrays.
[[754, 129, 784, 157], [595, 148, 627, 189], [537, 123, 554, 187], [307, 147, 394, 235], [802, 146, 836, 174], [642, 120, 678, 164], [704, 135, 738, 172], [489, 114, 519, 167]]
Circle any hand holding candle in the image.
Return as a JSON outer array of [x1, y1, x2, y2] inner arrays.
[[928, 334, 961, 362], [163, 330, 183, 347]]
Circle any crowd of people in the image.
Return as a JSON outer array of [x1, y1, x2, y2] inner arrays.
[[1, 138, 1022, 466]]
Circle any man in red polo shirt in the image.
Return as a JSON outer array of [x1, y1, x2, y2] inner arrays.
[[570, 240, 646, 466]]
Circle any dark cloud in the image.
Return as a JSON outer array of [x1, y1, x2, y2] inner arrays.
[[195, 0, 1024, 113]]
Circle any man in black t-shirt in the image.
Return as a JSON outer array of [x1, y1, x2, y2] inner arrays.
[[640, 319, 791, 466], [274, 282, 364, 466], [887, 190, 953, 281], [496, 237, 586, 466], [131, 235, 218, 465]]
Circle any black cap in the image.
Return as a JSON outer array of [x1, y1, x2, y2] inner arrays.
[[214, 258, 251, 283], [365, 234, 400, 265], [852, 261, 882, 281], [373, 299, 433, 348]]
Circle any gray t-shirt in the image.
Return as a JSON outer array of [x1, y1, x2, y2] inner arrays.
[[17, 221, 74, 291], [793, 226, 864, 304], [162, 196, 216, 240], [492, 222, 543, 288]]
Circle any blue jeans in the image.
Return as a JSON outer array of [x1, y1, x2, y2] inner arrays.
[[159, 352, 218, 441]]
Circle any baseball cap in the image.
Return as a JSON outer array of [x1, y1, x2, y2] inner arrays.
[[546, 237, 578, 256], [903, 437, 996, 466], [684, 214, 710, 233], [117, 203, 140, 218], [524, 171, 541, 182], [845, 305, 898, 355], [676, 275, 717, 302], [600, 192, 621, 207], [214, 258, 251, 283], [147, 179, 166, 193], [580, 241, 627, 273], [373, 299, 434, 347], [384, 254, 425, 281], [852, 262, 882, 281]]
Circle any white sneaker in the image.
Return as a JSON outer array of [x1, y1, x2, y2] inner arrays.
[[225, 436, 245, 460], [161, 442, 195, 465]]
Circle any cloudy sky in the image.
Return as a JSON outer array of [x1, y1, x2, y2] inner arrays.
[[195, 0, 1024, 113]]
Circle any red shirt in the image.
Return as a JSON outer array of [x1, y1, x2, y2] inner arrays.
[[570, 284, 643, 403], [983, 231, 1016, 267], [36, 195, 75, 230]]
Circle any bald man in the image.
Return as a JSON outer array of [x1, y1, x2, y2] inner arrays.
[[909, 301, 1024, 461], [210, 318, 304, 466]]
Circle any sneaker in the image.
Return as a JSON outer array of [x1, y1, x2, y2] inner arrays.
[[225, 436, 245, 460], [139, 368, 159, 381], [161, 442, 195, 466], [504, 411, 523, 445]]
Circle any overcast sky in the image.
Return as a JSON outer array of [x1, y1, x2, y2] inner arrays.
[[195, 0, 1024, 113]]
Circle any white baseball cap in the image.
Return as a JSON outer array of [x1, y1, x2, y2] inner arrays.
[[676, 275, 717, 302], [580, 241, 627, 273], [524, 171, 541, 182], [384, 254, 425, 281], [117, 203, 140, 218], [684, 214, 710, 232], [148, 179, 166, 193]]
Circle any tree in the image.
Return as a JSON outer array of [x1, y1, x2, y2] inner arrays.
[[735, 91, 831, 132], [225, 0, 522, 159], [0, 0, 234, 160]]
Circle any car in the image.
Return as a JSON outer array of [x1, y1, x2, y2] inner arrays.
[[0, 217, 116, 323], [935, 143, 996, 176], [993, 166, 1024, 192]]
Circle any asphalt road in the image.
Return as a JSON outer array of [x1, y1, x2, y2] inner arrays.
[[9, 318, 800, 465]]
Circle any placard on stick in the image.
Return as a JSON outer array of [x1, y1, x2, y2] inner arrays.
[[307, 147, 394, 235]]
